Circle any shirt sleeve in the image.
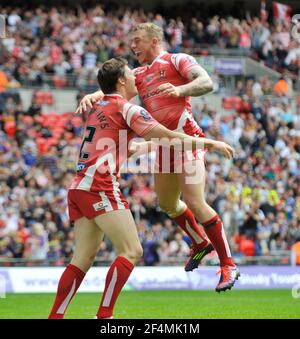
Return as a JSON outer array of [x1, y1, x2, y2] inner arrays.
[[121, 102, 159, 137], [171, 53, 200, 79]]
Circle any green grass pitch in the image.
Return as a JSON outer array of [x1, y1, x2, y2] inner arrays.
[[0, 290, 299, 319]]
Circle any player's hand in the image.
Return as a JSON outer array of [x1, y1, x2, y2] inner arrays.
[[157, 83, 181, 97], [75, 94, 100, 115], [208, 140, 234, 159]]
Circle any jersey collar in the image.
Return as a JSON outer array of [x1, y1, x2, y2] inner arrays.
[[147, 51, 168, 68], [105, 93, 123, 98]]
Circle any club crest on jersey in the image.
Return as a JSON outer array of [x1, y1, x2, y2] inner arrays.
[[159, 70, 166, 80], [140, 109, 151, 121], [76, 163, 86, 171], [93, 201, 108, 211]]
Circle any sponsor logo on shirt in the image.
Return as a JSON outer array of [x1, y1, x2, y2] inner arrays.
[[77, 163, 86, 171], [93, 201, 108, 211], [141, 89, 160, 101], [97, 100, 110, 106]]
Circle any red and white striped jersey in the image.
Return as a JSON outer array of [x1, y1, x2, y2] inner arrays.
[[134, 52, 202, 132], [70, 94, 159, 192]]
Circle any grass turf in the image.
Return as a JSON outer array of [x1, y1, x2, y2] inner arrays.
[[0, 289, 299, 319]]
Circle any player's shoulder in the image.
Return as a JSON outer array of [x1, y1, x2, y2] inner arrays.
[[95, 96, 116, 110], [115, 96, 130, 111], [116, 97, 143, 116], [170, 53, 198, 69]]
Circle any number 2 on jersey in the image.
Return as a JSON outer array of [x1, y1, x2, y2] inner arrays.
[[79, 126, 96, 160]]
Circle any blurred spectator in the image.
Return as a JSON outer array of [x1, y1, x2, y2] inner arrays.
[[239, 234, 256, 257], [274, 76, 289, 96], [26, 223, 49, 261], [157, 240, 172, 261], [0, 70, 8, 92], [169, 232, 190, 257], [142, 230, 159, 266], [291, 240, 300, 266]]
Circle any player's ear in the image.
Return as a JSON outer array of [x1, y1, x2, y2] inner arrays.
[[152, 37, 158, 47], [118, 76, 126, 86]]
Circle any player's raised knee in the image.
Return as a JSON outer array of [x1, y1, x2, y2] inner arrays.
[[159, 203, 178, 218], [121, 244, 143, 264], [159, 199, 186, 219], [72, 249, 98, 271], [135, 244, 144, 259], [131, 244, 143, 261]]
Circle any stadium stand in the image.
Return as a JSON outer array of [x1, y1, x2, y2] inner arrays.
[[0, 2, 299, 267]]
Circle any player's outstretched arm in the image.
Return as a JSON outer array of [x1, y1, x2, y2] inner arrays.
[[178, 65, 214, 97], [75, 90, 104, 115], [144, 125, 234, 159], [128, 140, 157, 158]]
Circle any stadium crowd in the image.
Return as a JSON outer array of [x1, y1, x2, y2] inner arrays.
[[0, 74, 299, 266], [0, 3, 299, 266], [0, 4, 300, 90]]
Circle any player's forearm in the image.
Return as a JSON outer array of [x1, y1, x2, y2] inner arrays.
[[145, 126, 233, 158], [169, 131, 220, 151], [145, 126, 208, 151], [178, 75, 213, 97], [128, 140, 157, 158]]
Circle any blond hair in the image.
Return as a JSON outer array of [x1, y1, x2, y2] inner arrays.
[[132, 23, 163, 43]]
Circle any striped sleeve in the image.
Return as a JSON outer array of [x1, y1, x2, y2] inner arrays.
[[170, 53, 200, 79], [121, 103, 159, 137]]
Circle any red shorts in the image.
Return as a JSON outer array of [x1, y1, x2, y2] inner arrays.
[[156, 117, 205, 173], [68, 189, 129, 222]]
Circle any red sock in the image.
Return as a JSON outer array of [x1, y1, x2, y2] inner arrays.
[[97, 256, 134, 319], [173, 208, 209, 249], [202, 214, 235, 267], [48, 264, 85, 319]]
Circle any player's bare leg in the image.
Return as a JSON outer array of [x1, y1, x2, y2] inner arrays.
[[154, 173, 182, 217], [154, 172, 212, 271], [49, 217, 104, 319], [179, 158, 240, 291], [71, 217, 105, 272], [94, 209, 143, 318]]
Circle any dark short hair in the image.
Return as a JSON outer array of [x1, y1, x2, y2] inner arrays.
[[97, 57, 128, 94]]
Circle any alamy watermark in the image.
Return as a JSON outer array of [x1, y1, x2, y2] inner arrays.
[[291, 14, 300, 40], [81, 131, 208, 184]]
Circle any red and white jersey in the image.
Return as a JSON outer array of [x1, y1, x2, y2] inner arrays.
[[70, 94, 159, 193], [134, 51, 203, 132]]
